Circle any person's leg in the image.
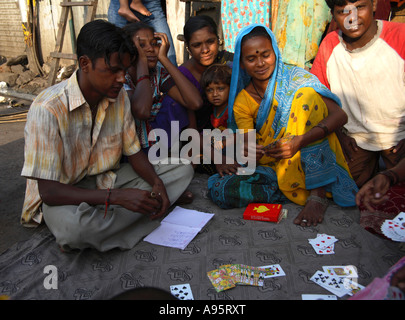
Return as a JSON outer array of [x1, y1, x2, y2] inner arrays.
[[108, 0, 131, 27], [347, 147, 379, 187], [118, 0, 141, 22], [130, 0, 152, 16], [43, 162, 194, 251], [141, 0, 177, 65]]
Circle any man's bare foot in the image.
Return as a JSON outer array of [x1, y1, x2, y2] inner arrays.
[[174, 190, 194, 205], [118, 7, 140, 22], [130, 1, 152, 16], [293, 193, 329, 227]]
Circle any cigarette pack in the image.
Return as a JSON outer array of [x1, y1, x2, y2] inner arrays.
[[243, 203, 287, 223]]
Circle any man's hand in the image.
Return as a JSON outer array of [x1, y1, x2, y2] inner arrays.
[[355, 174, 390, 211]]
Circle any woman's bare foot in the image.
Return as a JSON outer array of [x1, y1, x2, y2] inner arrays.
[[118, 7, 140, 22], [130, 0, 152, 16], [174, 190, 194, 205], [293, 189, 329, 227]]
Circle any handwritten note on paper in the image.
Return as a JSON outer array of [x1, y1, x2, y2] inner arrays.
[[144, 206, 214, 250]]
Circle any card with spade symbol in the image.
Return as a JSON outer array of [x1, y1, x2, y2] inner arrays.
[[169, 283, 194, 300]]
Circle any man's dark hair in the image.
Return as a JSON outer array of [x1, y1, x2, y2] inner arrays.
[[76, 19, 136, 68], [325, 0, 373, 10], [183, 15, 219, 45]]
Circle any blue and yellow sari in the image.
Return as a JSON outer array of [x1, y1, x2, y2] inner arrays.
[[208, 24, 358, 209]]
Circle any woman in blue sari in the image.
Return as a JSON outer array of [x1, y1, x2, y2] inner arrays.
[[208, 24, 358, 226]]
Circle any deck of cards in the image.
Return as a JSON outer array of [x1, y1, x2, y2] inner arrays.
[[207, 264, 285, 292], [308, 233, 338, 254], [310, 265, 364, 298], [381, 212, 405, 242]]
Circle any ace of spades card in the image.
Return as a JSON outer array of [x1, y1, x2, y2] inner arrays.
[[169, 283, 194, 300]]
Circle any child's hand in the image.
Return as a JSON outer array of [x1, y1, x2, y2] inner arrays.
[[154, 32, 170, 61], [215, 162, 241, 177]]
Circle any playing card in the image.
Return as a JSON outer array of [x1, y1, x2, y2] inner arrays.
[[207, 268, 236, 292], [385, 286, 405, 300], [381, 220, 405, 242], [260, 264, 286, 278], [310, 271, 350, 298], [309, 234, 338, 254], [342, 278, 365, 296], [170, 283, 194, 300], [322, 265, 358, 278], [393, 212, 405, 224], [301, 294, 337, 300]]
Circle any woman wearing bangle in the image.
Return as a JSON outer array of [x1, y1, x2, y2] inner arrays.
[[356, 157, 405, 238]]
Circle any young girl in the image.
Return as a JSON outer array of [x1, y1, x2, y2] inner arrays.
[[195, 64, 240, 176], [122, 22, 202, 150], [201, 64, 231, 132]]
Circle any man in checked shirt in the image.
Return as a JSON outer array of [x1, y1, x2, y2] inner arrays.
[[20, 20, 193, 252]]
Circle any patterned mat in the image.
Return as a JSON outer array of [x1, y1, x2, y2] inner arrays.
[[0, 173, 403, 300]]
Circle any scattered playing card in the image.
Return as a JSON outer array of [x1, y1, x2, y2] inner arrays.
[[207, 263, 272, 292], [301, 294, 337, 300], [207, 268, 236, 292], [170, 283, 194, 300], [322, 265, 358, 278], [309, 234, 338, 255], [310, 271, 350, 298], [260, 264, 286, 278], [385, 286, 405, 300]]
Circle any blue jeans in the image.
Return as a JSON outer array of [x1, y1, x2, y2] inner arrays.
[[108, 0, 177, 65]]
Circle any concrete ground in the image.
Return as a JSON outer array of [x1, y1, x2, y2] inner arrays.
[[0, 99, 46, 254]]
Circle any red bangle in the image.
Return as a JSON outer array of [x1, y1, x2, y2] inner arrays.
[[136, 74, 150, 84], [104, 188, 111, 219]]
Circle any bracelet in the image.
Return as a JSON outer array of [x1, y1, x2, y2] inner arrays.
[[136, 74, 150, 85], [104, 188, 111, 219], [314, 123, 330, 137], [378, 170, 399, 186]]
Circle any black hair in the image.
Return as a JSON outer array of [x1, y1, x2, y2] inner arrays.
[[183, 15, 219, 45], [76, 19, 136, 68], [201, 64, 232, 90], [241, 26, 271, 47], [325, 0, 373, 10], [122, 21, 155, 39]]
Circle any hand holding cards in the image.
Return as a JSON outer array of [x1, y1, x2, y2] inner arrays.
[[381, 212, 405, 242]]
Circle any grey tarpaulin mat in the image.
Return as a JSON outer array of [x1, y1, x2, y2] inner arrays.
[[0, 173, 403, 300]]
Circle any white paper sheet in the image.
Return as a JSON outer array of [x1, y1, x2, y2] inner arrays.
[[144, 206, 214, 250]]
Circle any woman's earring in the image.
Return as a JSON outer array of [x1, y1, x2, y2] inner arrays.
[[219, 39, 224, 46]]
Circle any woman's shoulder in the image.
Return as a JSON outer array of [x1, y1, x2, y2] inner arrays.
[[235, 89, 259, 109]]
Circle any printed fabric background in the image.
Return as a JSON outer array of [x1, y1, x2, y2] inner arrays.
[[0, 173, 403, 300]]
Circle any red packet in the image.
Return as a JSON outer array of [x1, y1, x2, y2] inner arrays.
[[243, 203, 285, 223]]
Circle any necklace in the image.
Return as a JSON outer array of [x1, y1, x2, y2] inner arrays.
[[252, 81, 264, 100]]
